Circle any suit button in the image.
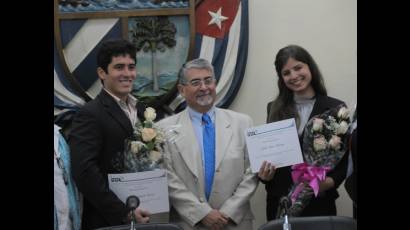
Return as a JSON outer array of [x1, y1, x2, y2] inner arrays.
[[216, 169, 220, 173], [199, 197, 205, 202]]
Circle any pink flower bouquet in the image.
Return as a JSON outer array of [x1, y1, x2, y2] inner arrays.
[[277, 104, 351, 218]]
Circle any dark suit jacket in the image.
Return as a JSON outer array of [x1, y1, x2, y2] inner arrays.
[[263, 94, 348, 220], [344, 127, 357, 204], [69, 90, 145, 230]]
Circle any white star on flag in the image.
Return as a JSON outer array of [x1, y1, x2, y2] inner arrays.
[[208, 7, 228, 30]]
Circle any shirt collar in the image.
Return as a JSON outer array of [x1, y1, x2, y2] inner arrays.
[[54, 125, 61, 155], [103, 88, 137, 107], [187, 106, 216, 123], [294, 94, 316, 104]]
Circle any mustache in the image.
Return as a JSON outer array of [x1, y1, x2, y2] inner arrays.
[[197, 91, 210, 97]]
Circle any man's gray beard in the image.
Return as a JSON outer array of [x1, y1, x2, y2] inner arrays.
[[197, 95, 214, 106]]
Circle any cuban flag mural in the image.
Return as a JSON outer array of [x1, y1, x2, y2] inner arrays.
[[170, 0, 248, 112], [54, 0, 248, 124]]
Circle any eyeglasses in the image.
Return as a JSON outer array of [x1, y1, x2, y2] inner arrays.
[[183, 77, 215, 87]]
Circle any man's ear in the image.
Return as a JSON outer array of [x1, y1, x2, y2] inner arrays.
[[177, 84, 185, 98], [97, 67, 106, 81]]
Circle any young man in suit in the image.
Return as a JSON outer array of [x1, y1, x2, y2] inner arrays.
[[158, 58, 259, 230], [68, 39, 150, 230]]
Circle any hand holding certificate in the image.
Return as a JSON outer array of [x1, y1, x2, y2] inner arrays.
[[108, 107, 171, 215], [245, 118, 303, 173], [108, 169, 169, 214]]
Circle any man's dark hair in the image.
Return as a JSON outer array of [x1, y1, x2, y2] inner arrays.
[[96, 39, 137, 73]]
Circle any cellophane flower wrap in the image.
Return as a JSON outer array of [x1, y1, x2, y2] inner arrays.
[[112, 107, 166, 172], [276, 104, 351, 218]]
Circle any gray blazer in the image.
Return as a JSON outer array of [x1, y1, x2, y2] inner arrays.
[[158, 108, 258, 230]]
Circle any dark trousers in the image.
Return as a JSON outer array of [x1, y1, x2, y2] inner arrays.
[[353, 203, 357, 219]]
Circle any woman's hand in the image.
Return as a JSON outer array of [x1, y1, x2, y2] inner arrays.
[[319, 177, 335, 193], [258, 160, 276, 181]]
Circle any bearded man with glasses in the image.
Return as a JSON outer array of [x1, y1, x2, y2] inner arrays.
[[158, 58, 259, 230]]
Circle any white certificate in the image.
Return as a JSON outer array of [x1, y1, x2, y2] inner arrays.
[[245, 118, 303, 173], [108, 169, 169, 214]]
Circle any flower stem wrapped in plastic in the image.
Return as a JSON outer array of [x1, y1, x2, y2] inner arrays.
[[112, 107, 171, 173], [276, 104, 351, 218]]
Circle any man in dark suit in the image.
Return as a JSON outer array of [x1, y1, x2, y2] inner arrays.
[[344, 110, 357, 219], [69, 39, 150, 230]]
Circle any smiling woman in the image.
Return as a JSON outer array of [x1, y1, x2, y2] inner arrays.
[[267, 45, 328, 130], [259, 44, 349, 221], [281, 58, 314, 98]]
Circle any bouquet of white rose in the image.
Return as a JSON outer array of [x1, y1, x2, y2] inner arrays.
[[112, 107, 166, 172], [276, 104, 351, 218]]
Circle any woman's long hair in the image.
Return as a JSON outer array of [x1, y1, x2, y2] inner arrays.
[[267, 45, 327, 125]]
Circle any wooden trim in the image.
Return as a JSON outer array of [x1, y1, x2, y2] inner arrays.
[[120, 17, 129, 40], [54, 0, 60, 21], [196, 0, 204, 7], [188, 0, 196, 60], [57, 8, 190, 19]]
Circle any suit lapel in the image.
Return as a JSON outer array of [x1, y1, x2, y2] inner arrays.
[[136, 101, 146, 121], [173, 109, 203, 180], [215, 109, 232, 170], [98, 90, 133, 134], [309, 95, 330, 120]]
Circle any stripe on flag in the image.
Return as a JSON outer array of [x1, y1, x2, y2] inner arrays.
[[170, 0, 248, 111]]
